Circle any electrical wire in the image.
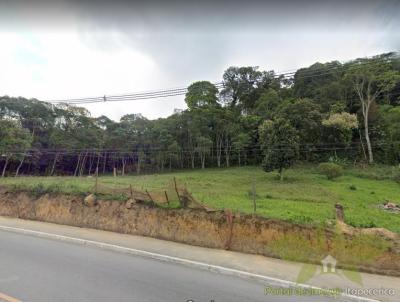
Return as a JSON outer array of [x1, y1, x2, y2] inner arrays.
[[41, 54, 398, 105], [3, 140, 399, 155]]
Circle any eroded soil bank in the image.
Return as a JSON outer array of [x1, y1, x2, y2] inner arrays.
[[0, 191, 399, 276]]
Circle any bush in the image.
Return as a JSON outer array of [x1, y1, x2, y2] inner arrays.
[[392, 170, 400, 183], [328, 156, 349, 166], [318, 162, 343, 180], [30, 183, 62, 198], [349, 185, 357, 191]]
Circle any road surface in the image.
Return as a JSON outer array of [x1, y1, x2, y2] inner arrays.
[[0, 230, 346, 302]]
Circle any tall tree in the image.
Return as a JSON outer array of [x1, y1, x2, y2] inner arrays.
[[322, 112, 358, 158], [345, 54, 400, 163], [185, 81, 219, 110], [259, 119, 299, 180], [278, 98, 323, 144], [220, 66, 263, 113], [293, 61, 344, 111], [379, 105, 400, 163], [254, 88, 281, 119], [0, 120, 33, 177]]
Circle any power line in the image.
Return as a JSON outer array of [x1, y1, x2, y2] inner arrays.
[[3, 140, 399, 155], [47, 82, 224, 104], [41, 54, 398, 105]]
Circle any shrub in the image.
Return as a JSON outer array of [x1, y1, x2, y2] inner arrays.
[[328, 156, 349, 166], [349, 185, 357, 191], [29, 183, 62, 198], [392, 170, 400, 183], [318, 162, 343, 180], [30, 183, 46, 198]]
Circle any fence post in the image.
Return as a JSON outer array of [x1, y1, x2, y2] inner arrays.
[[164, 190, 169, 205], [113, 167, 117, 194], [146, 190, 155, 206], [174, 177, 182, 206], [252, 176, 257, 213], [95, 167, 98, 194]]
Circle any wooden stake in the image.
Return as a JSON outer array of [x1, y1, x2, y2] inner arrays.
[[146, 190, 155, 206], [252, 177, 257, 213], [113, 167, 117, 194], [164, 190, 169, 205], [173, 177, 182, 206]]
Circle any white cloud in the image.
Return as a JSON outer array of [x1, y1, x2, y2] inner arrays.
[[0, 31, 185, 120], [0, 0, 398, 121]]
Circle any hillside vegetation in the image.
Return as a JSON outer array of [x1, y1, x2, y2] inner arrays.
[[3, 165, 400, 233], [1, 53, 400, 177]]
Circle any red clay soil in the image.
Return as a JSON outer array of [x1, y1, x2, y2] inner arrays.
[[0, 191, 399, 276]]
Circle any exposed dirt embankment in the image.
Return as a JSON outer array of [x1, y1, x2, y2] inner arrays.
[[0, 191, 399, 276]]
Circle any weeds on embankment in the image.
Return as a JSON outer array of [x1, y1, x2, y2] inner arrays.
[[2, 165, 400, 233]]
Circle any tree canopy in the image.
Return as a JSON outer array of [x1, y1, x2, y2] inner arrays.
[[0, 52, 399, 176]]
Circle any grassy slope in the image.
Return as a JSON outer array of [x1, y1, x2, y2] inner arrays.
[[1, 165, 400, 233]]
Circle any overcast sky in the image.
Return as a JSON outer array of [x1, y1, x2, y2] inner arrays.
[[0, 0, 399, 120]]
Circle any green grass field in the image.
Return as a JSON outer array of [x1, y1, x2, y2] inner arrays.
[[2, 165, 400, 233]]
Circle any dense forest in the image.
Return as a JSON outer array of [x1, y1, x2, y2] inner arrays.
[[1, 53, 400, 177]]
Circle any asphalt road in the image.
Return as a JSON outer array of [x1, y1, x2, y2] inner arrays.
[[0, 230, 345, 302]]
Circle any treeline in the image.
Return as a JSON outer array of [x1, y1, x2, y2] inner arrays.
[[0, 53, 400, 177]]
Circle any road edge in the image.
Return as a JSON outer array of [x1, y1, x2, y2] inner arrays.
[[0, 224, 379, 302]]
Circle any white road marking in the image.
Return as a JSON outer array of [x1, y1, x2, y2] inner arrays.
[[0, 224, 380, 302], [0, 291, 21, 302]]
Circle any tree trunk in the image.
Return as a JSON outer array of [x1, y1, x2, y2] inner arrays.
[[225, 149, 230, 167], [74, 152, 82, 176], [191, 153, 195, 169], [15, 155, 26, 177], [103, 152, 107, 174], [160, 154, 165, 172], [238, 151, 241, 167], [2, 157, 10, 177], [96, 153, 100, 173], [50, 153, 59, 176], [355, 79, 375, 164], [224, 136, 231, 167], [136, 153, 141, 174], [358, 127, 367, 162], [364, 115, 374, 163], [79, 151, 88, 176], [122, 157, 126, 176], [88, 152, 94, 175], [216, 136, 223, 167], [180, 151, 184, 169]]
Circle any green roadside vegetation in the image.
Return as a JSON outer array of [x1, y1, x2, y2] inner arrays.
[[2, 164, 400, 233]]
